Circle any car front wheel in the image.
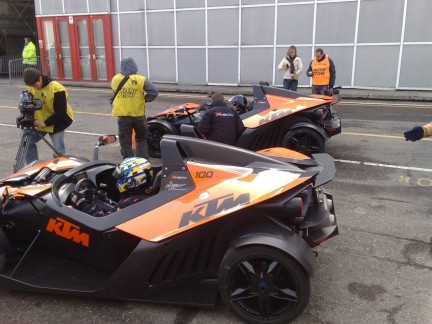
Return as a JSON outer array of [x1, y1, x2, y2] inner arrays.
[[147, 123, 171, 158], [283, 127, 325, 155]]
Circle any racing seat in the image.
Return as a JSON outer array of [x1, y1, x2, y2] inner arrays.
[[180, 124, 205, 139], [58, 182, 76, 205]]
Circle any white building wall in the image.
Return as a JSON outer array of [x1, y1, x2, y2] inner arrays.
[[35, 0, 432, 90]]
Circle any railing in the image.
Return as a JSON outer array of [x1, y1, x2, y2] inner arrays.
[[0, 55, 19, 74], [7, 55, 53, 85]]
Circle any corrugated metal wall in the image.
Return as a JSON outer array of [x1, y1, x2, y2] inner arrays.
[[35, 0, 432, 90]]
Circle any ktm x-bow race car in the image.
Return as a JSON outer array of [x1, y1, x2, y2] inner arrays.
[[0, 135, 338, 323], [147, 83, 341, 158]]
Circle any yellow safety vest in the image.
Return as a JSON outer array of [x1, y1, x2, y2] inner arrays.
[[28, 81, 74, 133], [22, 42, 37, 65], [311, 56, 331, 86], [111, 74, 146, 117]]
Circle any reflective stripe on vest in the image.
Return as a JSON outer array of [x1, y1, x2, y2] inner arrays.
[[22, 42, 37, 65]]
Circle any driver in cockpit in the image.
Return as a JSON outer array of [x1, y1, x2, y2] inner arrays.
[[69, 157, 153, 216]]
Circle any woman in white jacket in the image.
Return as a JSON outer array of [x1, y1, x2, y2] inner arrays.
[[278, 45, 303, 91]]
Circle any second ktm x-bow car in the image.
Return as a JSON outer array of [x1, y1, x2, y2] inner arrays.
[[0, 135, 338, 323], [147, 83, 341, 158]]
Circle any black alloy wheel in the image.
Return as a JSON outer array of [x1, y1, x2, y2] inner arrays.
[[218, 246, 310, 324], [283, 127, 325, 156], [147, 124, 171, 158]]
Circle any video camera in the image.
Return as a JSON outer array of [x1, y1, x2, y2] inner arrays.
[[16, 90, 42, 129]]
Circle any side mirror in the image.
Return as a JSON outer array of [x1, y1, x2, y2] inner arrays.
[[0, 186, 10, 211], [98, 135, 117, 147], [332, 86, 342, 95]]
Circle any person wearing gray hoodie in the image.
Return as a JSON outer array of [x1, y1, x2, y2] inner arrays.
[[111, 57, 158, 159]]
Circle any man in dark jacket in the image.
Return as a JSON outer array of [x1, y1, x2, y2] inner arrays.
[[198, 92, 245, 145], [23, 68, 74, 164]]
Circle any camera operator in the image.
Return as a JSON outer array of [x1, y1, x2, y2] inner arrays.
[[22, 68, 74, 164]]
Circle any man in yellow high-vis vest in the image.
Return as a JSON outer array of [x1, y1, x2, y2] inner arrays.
[[23, 68, 74, 164], [22, 38, 37, 68], [306, 48, 336, 95], [111, 57, 158, 159]]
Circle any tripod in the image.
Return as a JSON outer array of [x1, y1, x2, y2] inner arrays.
[[13, 125, 63, 173]]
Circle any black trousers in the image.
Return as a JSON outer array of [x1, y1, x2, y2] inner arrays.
[[117, 116, 149, 159]]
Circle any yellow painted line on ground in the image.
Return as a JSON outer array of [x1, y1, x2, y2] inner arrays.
[[342, 131, 432, 141], [67, 88, 111, 93], [7, 83, 112, 94], [74, 111, 112, 116], [341, 101, 432, 109], [0, 105, 112, 116]]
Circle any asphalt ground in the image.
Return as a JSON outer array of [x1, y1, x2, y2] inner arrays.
[[0, 84, 431, 323]]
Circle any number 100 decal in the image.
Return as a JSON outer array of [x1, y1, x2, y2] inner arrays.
[[195, 171, 213, 179]]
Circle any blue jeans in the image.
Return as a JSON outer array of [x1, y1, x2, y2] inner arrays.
[[283, 79, 298, 91], [311, 85, 329, 95], [25, 130, 65, 164]]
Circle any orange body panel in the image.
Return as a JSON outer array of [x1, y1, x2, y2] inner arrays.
[[116, 161, 310, 242], [0, 157, 82, 182], [257, 147, 310, 160], [153, 103, 201, 118], [1, 184, 52, 198], [243, 94, 332, 128]]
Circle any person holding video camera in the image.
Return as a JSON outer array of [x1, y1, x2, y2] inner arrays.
[[22, 68, 74, 164]]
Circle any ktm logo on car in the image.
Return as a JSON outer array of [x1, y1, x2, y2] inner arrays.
[[46, 217, 90, 247], [258, 108, 293, 125], [179, 193, 250, 227]]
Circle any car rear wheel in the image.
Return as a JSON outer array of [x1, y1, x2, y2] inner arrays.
[[283, 127, 325, 155], [147, 123, 171, 158], [218, 246, 310, 324]]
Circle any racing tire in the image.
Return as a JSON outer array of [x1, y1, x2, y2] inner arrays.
[[283, 127, 325, 156], [147, 123, 171, 158], [218, 245, 310, 324]]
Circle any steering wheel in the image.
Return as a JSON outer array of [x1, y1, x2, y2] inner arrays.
[[74, 178, 98, 210], [198, 103, 208, 112]]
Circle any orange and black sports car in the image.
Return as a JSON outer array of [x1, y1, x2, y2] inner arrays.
[[0, 135, 337, 323], [147, 83, 341, 158]]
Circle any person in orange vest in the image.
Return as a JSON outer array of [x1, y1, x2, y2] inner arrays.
[[404, 122, 432, 141], [306, 48, 336, 95]]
